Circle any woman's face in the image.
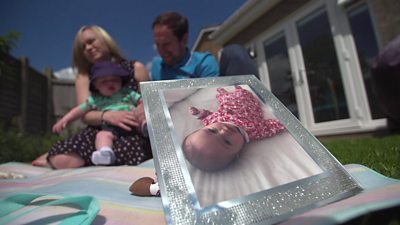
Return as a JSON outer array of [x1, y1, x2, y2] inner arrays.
[[80, 28, 110, 64]]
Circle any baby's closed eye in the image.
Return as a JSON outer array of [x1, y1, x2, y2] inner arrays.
[[223, 139, 232, 146], [207, 127, 217, 133]]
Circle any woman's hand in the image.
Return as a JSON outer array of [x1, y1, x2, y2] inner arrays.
[[102, 110, 140, 131], [133, 102, 146, 125]]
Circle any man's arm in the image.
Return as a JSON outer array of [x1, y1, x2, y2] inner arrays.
[[150, 57, 162, 81], [198, 53, 219, 77]]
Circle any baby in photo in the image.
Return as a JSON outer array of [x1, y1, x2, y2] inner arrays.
[[182, 85, 285, 172]]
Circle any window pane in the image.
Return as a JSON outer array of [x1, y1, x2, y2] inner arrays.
[[264, 33, 299, 118], [297, 7, 349, 123], [348, 3, 383, 119]]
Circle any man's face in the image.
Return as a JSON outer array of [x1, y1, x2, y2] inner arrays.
[[153, 25, 187, 65]]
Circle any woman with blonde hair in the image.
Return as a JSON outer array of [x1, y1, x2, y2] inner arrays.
[[33, 25, 152, 168]]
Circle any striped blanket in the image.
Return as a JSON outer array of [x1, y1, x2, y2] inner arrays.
[[0, 161, 399, 225], [0, 160, 164, 225]]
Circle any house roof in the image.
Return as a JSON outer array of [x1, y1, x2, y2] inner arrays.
[[210, 0, 282, 45], [191, 25, 219, 51]]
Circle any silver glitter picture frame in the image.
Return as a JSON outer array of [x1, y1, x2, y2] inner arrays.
[[140, 75, 362, 225]]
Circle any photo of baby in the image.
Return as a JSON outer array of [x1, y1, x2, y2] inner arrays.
[[182, 86, 285, 172], [164, 85, 323, 207]]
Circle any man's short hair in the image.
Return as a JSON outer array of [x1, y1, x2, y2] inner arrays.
[[152, 11, 189, 41]]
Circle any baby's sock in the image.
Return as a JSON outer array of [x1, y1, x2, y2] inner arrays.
[[91, 147, 116, 165]]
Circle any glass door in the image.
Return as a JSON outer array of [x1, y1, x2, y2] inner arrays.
[[260, 0, 383, 134], [263, 32, 299, 118], [296, 6, 350, 123], [347, 3, 382, 119], [263, 6, 350, 124]]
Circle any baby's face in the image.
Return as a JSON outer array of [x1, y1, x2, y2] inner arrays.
[[184, 122, 246, 171], [94, 75, 122, 97]]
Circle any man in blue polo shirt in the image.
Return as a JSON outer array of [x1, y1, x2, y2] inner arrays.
[[151, 11, 219, 80]]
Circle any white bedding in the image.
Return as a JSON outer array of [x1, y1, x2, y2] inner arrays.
[[164, 85, 323, 207]]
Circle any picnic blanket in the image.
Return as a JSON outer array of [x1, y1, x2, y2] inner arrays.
[[0, 160, 165, 225], [0, 161, 399, 225]]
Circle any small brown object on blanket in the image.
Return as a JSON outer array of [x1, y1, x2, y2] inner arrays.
[[130, 177, 157, 196]]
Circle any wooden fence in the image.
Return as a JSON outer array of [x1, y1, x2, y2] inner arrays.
[[0, 52, 78, 134]]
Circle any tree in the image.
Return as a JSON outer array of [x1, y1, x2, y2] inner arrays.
[[0, 31, 20, 54]]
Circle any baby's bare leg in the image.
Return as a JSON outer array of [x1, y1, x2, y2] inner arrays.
[[91, 131, 116, 165], [95, 130, 115, 150]]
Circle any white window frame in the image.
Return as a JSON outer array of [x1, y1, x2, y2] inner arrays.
[[250, 0, 386, 136]]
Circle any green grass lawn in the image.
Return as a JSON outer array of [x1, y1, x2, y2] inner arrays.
[[322, 134, 400, 179], [0, 127, 399, 179], [0, 129, 61, 164]]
